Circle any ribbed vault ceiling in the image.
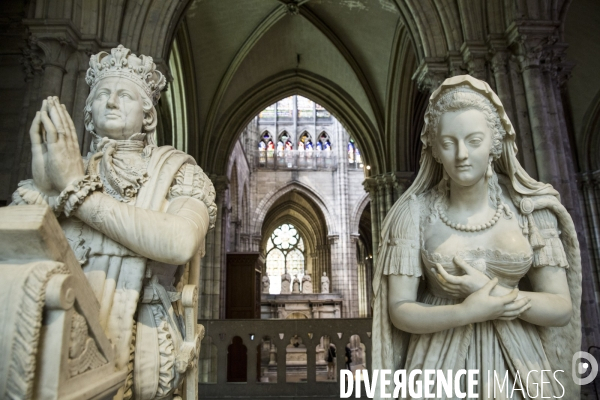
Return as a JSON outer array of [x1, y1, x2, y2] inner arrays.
[[178, 0, 573, 175]]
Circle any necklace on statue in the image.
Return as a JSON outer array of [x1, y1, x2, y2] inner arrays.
[[438, 199, 505, 232]]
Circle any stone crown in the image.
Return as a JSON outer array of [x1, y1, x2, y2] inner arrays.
[[85, 45, 166, 105]]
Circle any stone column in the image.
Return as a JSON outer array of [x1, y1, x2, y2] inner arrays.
[[24, 36, 75, 102], [580, 173, 600, 303], [200, 176, 228, 319], [330, 122, 358, 317], [11, 45, 45, 189], [460, 43, 488, 81], [363, 178, 380, 267], [11, 36, 77, 189], [508, 24, 600, 357], [508, 28, 566, 194]]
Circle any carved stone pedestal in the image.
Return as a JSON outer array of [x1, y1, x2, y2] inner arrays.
[[0, 205, 126, 400]]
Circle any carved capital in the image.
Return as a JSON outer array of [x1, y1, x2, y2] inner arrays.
[[541, 43, 573, 87], [210, 175, 230, 198], [20, 44, 45, 81], [489, 50, 510, 75], [362, 177, 378, 194], [446, 52, 466, 77], [29, 35, 76, 71], [506, 21, 561, 72], [327, 234, 339, 246], [460, 43, 488, 80], [394, 171, 414, 192], [412, 58, 448, 92]]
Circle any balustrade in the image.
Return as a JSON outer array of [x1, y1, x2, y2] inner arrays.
[[198, 318, 371, 398]]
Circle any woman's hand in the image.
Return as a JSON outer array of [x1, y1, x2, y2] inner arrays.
[[460, 278, 531, 322], [31, 96, 85, 193], [432, 256, 490, 298]]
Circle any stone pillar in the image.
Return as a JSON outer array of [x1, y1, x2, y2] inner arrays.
[[311, 303, 320, 319], [11, 45, 45, 189], [269, 343, 277, 366], [507, 23, 600, 358], [363, 178, 380, 267], [580, 173, 600, 303], [11, 36, 78, 189], [200, 176, 228, 319], [460, 43, 488, 81], [330, 122, 358, 317], [508, 29, 565, 193]]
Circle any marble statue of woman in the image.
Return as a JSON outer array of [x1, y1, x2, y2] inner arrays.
[[372, 75, 581, 399], [12, 45, 217, 399]]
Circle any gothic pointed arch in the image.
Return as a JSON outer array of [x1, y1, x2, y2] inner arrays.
[[250, 181, 336, 237], [206, 71, 384, 175]]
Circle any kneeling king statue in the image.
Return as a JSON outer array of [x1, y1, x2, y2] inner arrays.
[[10, 45, 216, 399]]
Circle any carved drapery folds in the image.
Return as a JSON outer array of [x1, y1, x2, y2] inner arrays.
[[409, 19, 600, 365]]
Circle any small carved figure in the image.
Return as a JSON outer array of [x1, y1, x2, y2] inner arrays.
[[12, 45, 217, 399], [321, 272, 330, 294], [372, 75, 581, 398], [302, 271, 313, 294], [262, 275, 270, 294], [281, 272, 291, 294], [292, 275, 301, 293]]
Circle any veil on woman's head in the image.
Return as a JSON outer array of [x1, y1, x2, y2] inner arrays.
[[410, 74, 558, 201]]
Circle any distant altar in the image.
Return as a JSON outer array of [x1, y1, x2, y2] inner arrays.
[[261, 293, 342, 319]]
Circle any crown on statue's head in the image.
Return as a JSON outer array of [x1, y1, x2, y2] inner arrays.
[[85, 45, 166, 105]]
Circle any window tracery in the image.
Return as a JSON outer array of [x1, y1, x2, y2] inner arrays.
[[258, 131, 274, 166], [266, 224, 305, 294]]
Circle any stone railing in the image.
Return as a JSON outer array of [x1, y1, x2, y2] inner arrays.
[[254, 150, 338, 171], [197, 318, 372, 399]]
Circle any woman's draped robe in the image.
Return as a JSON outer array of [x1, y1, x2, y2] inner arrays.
[[371, 189, 582, 400]]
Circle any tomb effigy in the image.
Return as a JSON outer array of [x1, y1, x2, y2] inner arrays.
[[3, 45, 216, 400], [372, 75, 581, 399]]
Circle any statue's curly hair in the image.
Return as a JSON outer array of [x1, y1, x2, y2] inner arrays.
[[425, 87, 507, 163]]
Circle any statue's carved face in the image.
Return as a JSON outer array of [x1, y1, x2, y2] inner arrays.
[[91, 77, 144, 140], [436, 109, 493, 187]]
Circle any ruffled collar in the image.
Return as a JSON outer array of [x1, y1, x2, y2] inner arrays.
[[87, 134, 151, 202], [90, 132, 146, 154]]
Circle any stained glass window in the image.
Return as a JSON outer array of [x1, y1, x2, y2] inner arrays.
[[265, 224, 305, 294], [259, 104, 275, 120], [319, 132, 332, 151], [347, 138, 363, 168], [258, 132, 274, 166], [297, 96, 314, 120], [316, 103, 331, 119], [277, 97, 293, 120], [298, 132, 312, 151]]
